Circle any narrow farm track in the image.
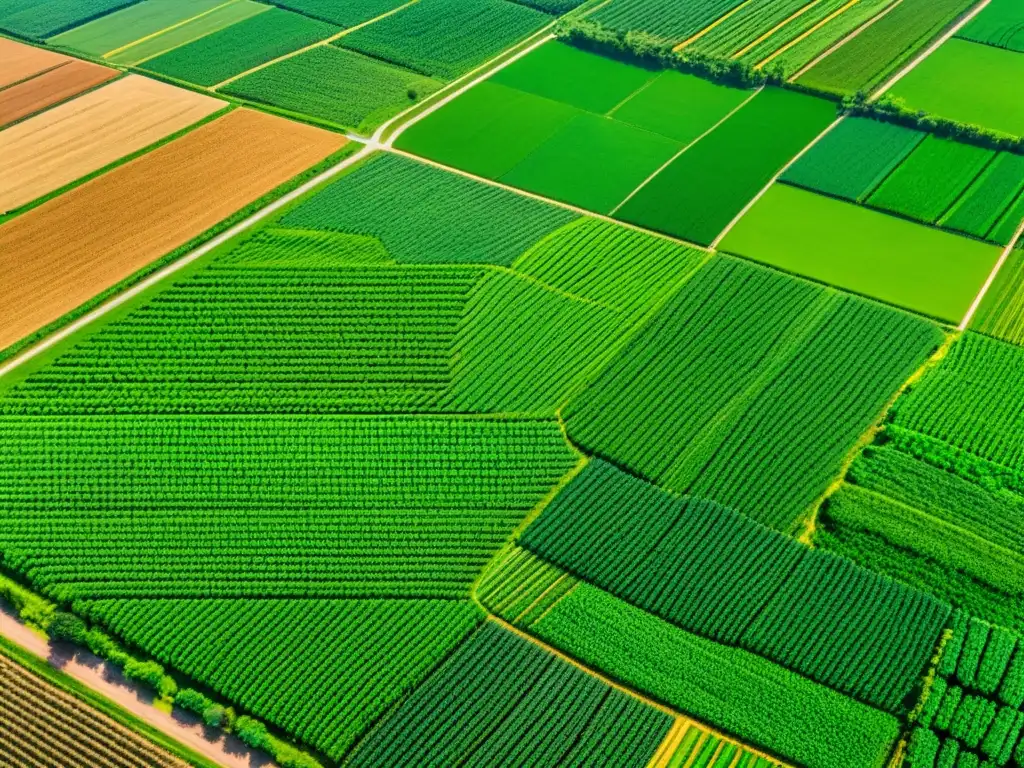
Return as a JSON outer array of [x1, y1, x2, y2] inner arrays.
[[959, 216, 1024, 330], [0, 606, 263, 768]]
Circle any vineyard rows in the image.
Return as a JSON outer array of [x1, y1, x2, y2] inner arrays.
[[0, 653, 186, 768]]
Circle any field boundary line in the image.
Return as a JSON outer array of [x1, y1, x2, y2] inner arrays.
[[0, 60, 70, 92], [210, 0, 421, 91], [733, 0, 824, 60], [383, 32, 555, 148], [102, 0, 241, 60], [959, 216, 1024, 330], [788, 0, 903, 81], [389, 147, 711, 251], [0, 143, 371, 381], [132, 2, 277, 67], [870, 0, 992, 100], [673, 0, 757, 52], [757, 0, 862, 69], [646, 718, 689, 768], [610, 87, 763, 217], [710, 115, 845, 249]]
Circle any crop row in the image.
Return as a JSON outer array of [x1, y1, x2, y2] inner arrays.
[[347, 621, 672, 766], [78, 598, 480, 761], [0, 653, 186, 768]]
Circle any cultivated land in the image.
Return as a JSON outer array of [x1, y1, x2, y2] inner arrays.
[[0, 58, 118, 127], [0, 75, 224, 213], [3, 0, 1024, 766], [0, 108, 345, 351]]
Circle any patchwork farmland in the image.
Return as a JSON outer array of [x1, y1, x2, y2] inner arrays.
[[1, 0, 1024, 767]]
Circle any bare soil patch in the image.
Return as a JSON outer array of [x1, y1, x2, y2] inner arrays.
[[0, 59, 118, 127], [0, 38, 69, 88]]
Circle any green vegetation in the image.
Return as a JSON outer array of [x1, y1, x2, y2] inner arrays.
[[279, 153, 577, 265], [890, 39, 1024, 140], [490, 40, 656, 114], [266, 0, 405, 26], [781, 117, 926, 202], [0, 415, 577, 599], [721, 183, 1000, 322], [959, 0, 1024, 53], [47, 0, 227, 55], [797, 0, 978, 95], [347, 622, 672, 766], [974, 249, 1024, 345], [223, 46, 443, 133], [564, 256, 943, 530], [943, 152, 1024, 241], [338, 0, 552, 81], [685, 0, 824, 58], [501, 112, 679, 213], [868, 136, 995, 223], [143, 8, 339, 87], [0, 0, 137, 39], [78, 598, 482, 760], [531, 583, 903, 768], [617, 87, 836, 245], [521, 460, 951, 711], [591, 0, 747, 43], [105, 1, 271, 66]]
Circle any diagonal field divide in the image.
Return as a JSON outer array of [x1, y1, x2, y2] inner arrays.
[[788, 0, 905, 81], [101, 0, 245, 61], [959, 216, 1024, 330]]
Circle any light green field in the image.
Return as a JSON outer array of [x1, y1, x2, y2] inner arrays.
[[891, 38, 1024, 139], [106, 0, 269, 65], [395, 81, 580, 179], [490, 40, 657, 114], [720, 184, 1000, 322], [501, 113, 680, 214], [48, 0, 228, 56], [611, 69, 750, 145]]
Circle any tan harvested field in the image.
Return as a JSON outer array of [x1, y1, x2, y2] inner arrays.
[[0, 60, 119, 128], [0, 108, 347, 351], [0, 37, 69, 88], [0, 74, 225, 213]]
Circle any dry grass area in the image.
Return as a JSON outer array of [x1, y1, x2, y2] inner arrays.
[[0, 108, 347, 352], [0, 37, 69, 88], [0, 74, 225, 213], [0, 60, 119, 128]]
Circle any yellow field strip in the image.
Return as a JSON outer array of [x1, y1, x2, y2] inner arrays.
[[757, 0, 862, 69], [210, 0, 421, 90], [647, 719, 690, 768], [674, 0, 757, 52], [102, 0, 241, 60], [733, 0, 823, 60], [788, 0, 903, 81]]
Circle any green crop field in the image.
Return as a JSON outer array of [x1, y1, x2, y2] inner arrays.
[[6, 2, 1024, 767], [889, 38, 1024, 139], [721, 183, 1000, 321], [797, 0, 978, 95], [337, 0, 552, 81], [142, 7, 339, 86], [616, 87, 837, 245], [223, 46, 443, 132]]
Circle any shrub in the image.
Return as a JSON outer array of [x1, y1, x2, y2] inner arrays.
[[48, 612, 88, 644], [123, 658, 166, 691], [234, 716, 270, 750]]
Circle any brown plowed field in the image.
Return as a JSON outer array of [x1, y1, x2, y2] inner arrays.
[[0, 108, 347, 352], [0, 60, 119, 128], [0, 74, 225, 213], [0, 38, 69, 88]]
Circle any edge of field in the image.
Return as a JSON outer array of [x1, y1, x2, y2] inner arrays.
[[0, 633, 225, 768]]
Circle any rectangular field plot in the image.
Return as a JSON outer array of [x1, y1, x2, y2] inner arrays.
[[104, 0, 271, 66], [617, 87, 836, 245], [943, 152, 1024, 241], [142, 7, 339, 87], [47, 0, 228, 56], [0, 36, 70, 87], [0, 109, 345, 353], [720, 184, 1000, 322], [890, 38, 1024, 139], [0, 0, 138, 40], [781, 117, 925, 202], [958, 0, 1024, 52], [223, 45, 442, 133], [797, 0, 978, 95], [338, 0, 552, 81], [868, 135, 995, 223], [0, 75, 225, 214], [592, 0, 747, 42], [0, 59, 118, 128]]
